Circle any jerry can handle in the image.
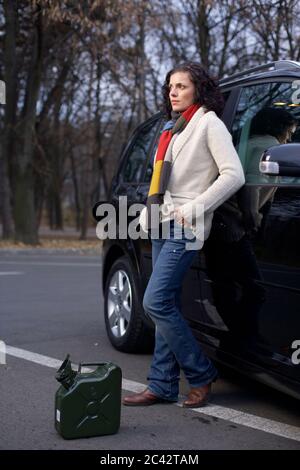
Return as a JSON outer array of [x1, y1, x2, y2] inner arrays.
[[78, 362, 110, 373]]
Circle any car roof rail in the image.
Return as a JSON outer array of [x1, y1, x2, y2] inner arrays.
[[220, 60, 300, 85]]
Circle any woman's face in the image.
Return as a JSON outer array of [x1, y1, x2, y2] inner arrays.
[[169, 71, 196, 113]]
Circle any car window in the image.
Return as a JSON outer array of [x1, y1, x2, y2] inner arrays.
[[123, 119, 161, 183], [231, 82, 300, 186]]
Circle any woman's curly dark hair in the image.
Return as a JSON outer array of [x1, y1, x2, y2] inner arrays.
[[162, 62, 225, 119]]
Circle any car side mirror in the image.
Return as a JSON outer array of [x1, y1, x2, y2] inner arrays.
[[260, 143, 300, 177]]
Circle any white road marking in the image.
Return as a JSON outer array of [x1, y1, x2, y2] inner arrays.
[[0, 261, 100, 267], [177, 404, 300, 442], [5, 345, 300, 443], [0, 271, 23, 275]]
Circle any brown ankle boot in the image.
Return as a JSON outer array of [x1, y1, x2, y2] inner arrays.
[[123, 388, 176, 406], [182, 383, 212, 408]]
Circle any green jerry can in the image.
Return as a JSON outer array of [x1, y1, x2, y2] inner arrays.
[[55, 354, 122, 439]]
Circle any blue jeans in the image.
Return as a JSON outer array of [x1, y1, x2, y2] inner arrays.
[[143, 219, 218, 401]]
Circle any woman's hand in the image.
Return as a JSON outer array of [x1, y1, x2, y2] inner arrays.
[[173, 207, 193, 228]]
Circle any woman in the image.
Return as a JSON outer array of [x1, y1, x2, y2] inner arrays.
[[123, 62, 245, 408]]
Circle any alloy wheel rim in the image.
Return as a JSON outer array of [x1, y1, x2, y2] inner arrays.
[[107, 269, 132, 338]]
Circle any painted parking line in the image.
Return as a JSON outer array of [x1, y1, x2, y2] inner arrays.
[[0, 272, 23, 275], [5, 345, 300, 443]]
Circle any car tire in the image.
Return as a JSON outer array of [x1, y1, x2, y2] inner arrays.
[[104, 255, 154, 353]]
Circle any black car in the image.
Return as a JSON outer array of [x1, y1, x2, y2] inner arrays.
[[93, 60, 300, 400]]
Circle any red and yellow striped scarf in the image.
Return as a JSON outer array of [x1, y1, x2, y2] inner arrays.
[[146, 103, 200, 228]]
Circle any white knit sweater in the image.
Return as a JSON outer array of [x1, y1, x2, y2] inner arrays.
[[139, 106, 245, 246]]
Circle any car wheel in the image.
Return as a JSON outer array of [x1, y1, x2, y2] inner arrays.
[[104, 255, 154, 353]]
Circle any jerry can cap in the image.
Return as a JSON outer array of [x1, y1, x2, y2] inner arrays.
[[55, 354, 77, 390]]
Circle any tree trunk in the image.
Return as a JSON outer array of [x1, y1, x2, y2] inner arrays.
[[70, 150, 81, 231], [136, 5, 147, 123], [1, 0, 17, 238], [51, 107, 64, 230], [197, 0, 211, 71], [35, 181, 45, 230], [14, 169, 38, 243], [0, 146, 14, 238], [80, 151, 92, 240], [14, 5, 43, 244], [80, 60, 93, 240], [53, 189, 63, 230]]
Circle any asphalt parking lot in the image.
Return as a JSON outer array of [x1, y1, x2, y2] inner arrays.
[[1, 252, 300, 450]]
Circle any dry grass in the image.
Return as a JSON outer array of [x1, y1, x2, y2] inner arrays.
[[0, 238, 102, 251]]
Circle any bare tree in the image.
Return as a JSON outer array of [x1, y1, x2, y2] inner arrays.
[[1, 0, 18, 238], [2, 0, 300, 245], [13, 3, 43, 244]]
